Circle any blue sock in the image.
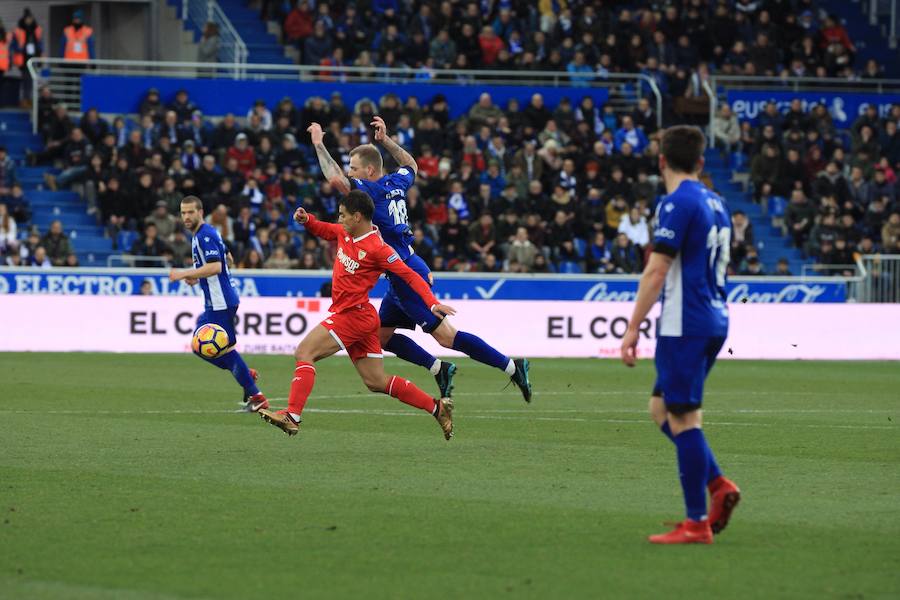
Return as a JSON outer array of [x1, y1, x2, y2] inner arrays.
[[662, 421, 722, 483], [384, 333, 437, 370], [706, 443, 722, 482], [673, 428, 709, 521], [660, 421, 675, 442], [452, 331, 511, 372], [206, 351, 259, 396]]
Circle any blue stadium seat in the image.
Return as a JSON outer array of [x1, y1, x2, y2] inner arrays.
[[116, 230, 138, 251], [767, 196, 787, 218]]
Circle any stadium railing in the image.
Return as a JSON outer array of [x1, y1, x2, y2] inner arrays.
[[864, 0, 899, 48], [25, 58, 662, 133], [856, 254, 900, 302], [181, 0, 248, 73], [106, 255, 172, 268]]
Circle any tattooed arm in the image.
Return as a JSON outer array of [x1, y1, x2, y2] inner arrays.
[[307, 122, 351, 195], [370, 116, 418, 177]]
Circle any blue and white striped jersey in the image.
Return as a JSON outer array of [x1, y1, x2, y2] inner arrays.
[[191, 223, 239, 310], [653, 180, 730, 338]]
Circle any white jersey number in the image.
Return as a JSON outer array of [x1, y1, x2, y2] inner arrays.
[[706, 225, 731, 288], [388, 199, 409, 225]]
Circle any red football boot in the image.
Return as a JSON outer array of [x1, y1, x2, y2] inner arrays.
[[648, 519, 713, 544], [708, 477, 741, 534]]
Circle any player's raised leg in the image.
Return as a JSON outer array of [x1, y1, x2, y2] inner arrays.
[[259, 324, 340, 436], [354, 356, 453, 440], [431, 320, 532, 402], [194, 308, 268, 412], [378, 295, 457, 398]]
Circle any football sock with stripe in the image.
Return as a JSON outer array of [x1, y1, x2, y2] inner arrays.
[[384, 333, 439, 371], [673, 427, 710, 522], [208, 350, 259, 396], [385, 375, 438, 414], [661, 421, 723, 485], [452, 331, 513, 373], [287, 361, 316, 418]]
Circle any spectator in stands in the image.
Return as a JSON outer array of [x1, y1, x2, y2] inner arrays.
[[614, 116, 648, 154], [712, 104, 741, 158], [11, 9, 43, 106], [130, 223, 169, 267], [43, 127, 91, 191], [740, 255, 765, 276], [786, 190, 816, 250], [60, 10, 94, 62], [750, 143, 782, 200], [0, 203, 17, 257], [0, 146, 16, 196], [617, 207, 649, 249], [507, 226, 538, 271], [140, 88, 165, 123], [610, 232, 641, 274], [227, 133, 256, 178], [168, 90, 197, 123], [883, 212, 900, 251], [30, 245, 51, 268], [303, 20, 333, 66], [197, 22, 219, 64], [41, 220, 72, 266], [78, 107, 108, 146], [145, 200, 177, 241]]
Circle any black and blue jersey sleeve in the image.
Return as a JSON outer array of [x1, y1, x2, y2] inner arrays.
[[653, 196, 694, 257]]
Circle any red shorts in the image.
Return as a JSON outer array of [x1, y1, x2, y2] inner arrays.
[[321, 303, 383, 362]]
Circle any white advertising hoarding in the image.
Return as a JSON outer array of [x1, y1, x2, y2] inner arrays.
[[1, 296, 898, 359]]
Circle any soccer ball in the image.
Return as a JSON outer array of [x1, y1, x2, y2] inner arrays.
[[191, 323, 230, 358]]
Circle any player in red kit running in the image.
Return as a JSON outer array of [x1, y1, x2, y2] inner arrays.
[[258, 190, 457, 439]]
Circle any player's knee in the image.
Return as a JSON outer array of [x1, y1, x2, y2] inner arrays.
[[294, 346, 313, 363], [648, 395, 667, 425]]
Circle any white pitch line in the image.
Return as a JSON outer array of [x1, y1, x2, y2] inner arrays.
[[0, 407, 893, 430]]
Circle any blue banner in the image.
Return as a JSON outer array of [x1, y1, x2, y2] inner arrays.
[[0, 269, 847, 303], [80, 76, 609, 120], [727, 90, 900, 127]]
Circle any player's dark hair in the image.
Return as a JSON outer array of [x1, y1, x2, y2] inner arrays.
[[349, 144, 384, 172], [181, 195, 203, 211], [340, 190, 375, 221], [661, 126, 706, 174]]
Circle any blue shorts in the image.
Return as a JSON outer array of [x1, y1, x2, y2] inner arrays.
[[378, 254, 443, 334], [196, 306, 239, 348], [653, 336, 726, 414]]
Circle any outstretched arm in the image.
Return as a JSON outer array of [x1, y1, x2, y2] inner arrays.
[[380, 249, 455, 317], [371, 116, 418, 176], [294, 207, 340, 240], [308, 123, 351, 195]]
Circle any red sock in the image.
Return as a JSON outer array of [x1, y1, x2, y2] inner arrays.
[[287, 361, 317, 416], [385, 376, 438, 414]]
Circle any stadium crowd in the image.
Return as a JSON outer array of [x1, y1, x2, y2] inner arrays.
[[4, 80, 897, 275], [273, 0, 873, 83], [714, 99, 900, 270], [1, 1, 899, 273]]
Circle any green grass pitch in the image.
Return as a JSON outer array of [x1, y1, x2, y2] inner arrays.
[[1, 354, 898, 599]]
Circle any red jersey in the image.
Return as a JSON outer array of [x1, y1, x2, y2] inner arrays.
[[304, 214, 439, 314]]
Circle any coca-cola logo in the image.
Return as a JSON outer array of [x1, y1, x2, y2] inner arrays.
[[726, 283, 827, 304], [583, 282, 639, 302]]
